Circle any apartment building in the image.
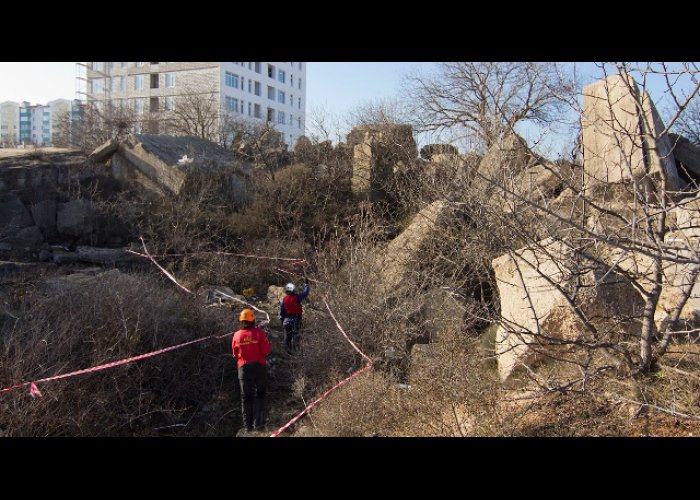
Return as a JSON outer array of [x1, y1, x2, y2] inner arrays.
[[0, 99, 76, 147], [82, 62, 307, 146], [0, 101, 19, 146]]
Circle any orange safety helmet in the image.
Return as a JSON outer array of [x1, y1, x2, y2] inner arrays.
[[239, 308, 255, 323]]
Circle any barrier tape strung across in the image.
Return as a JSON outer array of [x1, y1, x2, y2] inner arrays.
[[0, 238, 272, 399], [272, 266, 328, 286], [127, 248, 305, 265], [270, 296, 372, 437], [131, 237, 271, 328], [0, 330, 236, 398]]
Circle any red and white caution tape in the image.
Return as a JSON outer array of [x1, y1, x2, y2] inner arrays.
[[131, 237, 271, 328], [133, 236, 193, 294], [0, 330, 236, 397], [127, 248, 305, 264], [270, 296, 372, 437], [272, 267, 327, 286], [1, 237, 272, 399]]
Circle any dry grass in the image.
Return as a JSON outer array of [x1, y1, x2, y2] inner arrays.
[[0, 269, 239, 436]]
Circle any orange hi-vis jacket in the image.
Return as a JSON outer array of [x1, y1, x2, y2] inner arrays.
[[232, 327, 271, 369]]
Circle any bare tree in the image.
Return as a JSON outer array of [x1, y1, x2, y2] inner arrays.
[[672, 95, 700, 146], [54, 101, 137, 152], [165, 84, 221, 142], [405, 62, 572, 151]]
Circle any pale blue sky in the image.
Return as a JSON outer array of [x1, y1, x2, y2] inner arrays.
[[0, 61, 427, 113], [0, 62, 695, 156]]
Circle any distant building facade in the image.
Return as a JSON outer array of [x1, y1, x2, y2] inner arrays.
[[0, 99, 80, 147], [81, 62, 307, 146]]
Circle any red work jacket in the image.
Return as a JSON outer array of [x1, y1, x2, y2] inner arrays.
[[232, 327, 270, 368], [283, 294, 303, 315]]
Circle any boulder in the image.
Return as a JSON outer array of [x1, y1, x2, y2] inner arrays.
[[57, 200, 96, 238], [75, 246, 141, 265], [0, 193, 33, 235], [581, 73, 680, 194], [377, 200, 453, 293], [0, 225, 43, 250], [349, 124, 418, 201], [492, 238, 644, 380], [30, 200, 57, 239], [420, 143, 459, 160], [267, 285, 285, 304], [668, 133, 700, 180], [473, 132, 536, 201]]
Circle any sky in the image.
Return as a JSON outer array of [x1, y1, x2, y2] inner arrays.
[[0, 62, 696, 156], [0, 61, 427, 113]]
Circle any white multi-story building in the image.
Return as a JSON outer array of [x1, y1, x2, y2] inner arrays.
[[81, 62, 307, 146], [0, 101, 20, 146], [0, 99, 75, 147]]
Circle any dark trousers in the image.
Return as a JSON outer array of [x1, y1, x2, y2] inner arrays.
[[238, 362, 267, 431], [283, 315, 302, 353]]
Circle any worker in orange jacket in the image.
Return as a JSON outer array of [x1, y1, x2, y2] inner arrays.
[[232, 308, 271, 433]]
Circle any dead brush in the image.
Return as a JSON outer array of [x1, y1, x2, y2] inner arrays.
[[0, 270, 237, 436]]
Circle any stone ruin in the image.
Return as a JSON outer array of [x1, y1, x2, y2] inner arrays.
[[90, 133, 252, 202], [348, 124, 418, 202], [493, 74, 700, 380]]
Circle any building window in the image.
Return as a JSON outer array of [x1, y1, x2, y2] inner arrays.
[[165, 73, 175, 87], [254, 104, 261, 119], [298, 77, 302, 90], [164, 96, 174, 111], [255, 62, 261, 74], [291, 75, 294, 86], [150, 97, 160, 113], [91, 62, 104, 71], [92, 78, 104, 94], [298, 62, 302, 70], [248, 102, 252, 116], [248, 62, 252, 70], [278, 70, 286, 84], [278, 111, 285, 124], [298, 117, 301, 128], [298, 97, 301, 109], [267, 108, 274, 122], [120, 76, 126, 92], [267, 64, 275, 79], [134, 98, 144, 114], [225, 72, 239, 88], [225, 96, 239, 112], [134, 75, 144, 90], [150, 74, 159, 89], [254, 81, 261, 96], [290, 114, 293, 125], [240, 100, 244, 114], [241, 77, 245, 90], [248, 79, 252, 93], [267, 86, 275, 100]]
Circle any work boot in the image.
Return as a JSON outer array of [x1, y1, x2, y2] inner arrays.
[[253, 397, 265, 430], [242, 400, 254, 431]]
